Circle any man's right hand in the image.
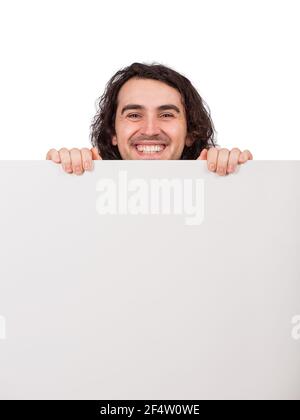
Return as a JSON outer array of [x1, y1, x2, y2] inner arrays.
[[46, 147, 102, 175]]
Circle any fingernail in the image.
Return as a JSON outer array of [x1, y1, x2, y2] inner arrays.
[[228, 165, 233, 172], [209, 163, 215, 171]]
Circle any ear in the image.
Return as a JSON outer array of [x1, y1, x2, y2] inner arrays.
[[185, 135, 193, 147], [112, 135, 117, 146]]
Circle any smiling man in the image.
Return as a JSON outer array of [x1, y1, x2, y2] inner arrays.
[[46, 62, 253, 175]]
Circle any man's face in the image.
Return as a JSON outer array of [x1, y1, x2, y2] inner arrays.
[[112, 77, 192, 160]]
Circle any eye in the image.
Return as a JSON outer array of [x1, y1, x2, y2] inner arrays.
[[127, 113, 141, 119], [161, 113, 174, 118]]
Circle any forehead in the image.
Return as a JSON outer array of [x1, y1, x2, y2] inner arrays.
[[116, 77, 184, 109]]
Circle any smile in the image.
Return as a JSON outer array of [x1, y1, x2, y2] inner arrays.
[[135, 144, 166, 153]]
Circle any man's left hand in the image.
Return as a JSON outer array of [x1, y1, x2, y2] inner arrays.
[[197, 147, 253, 176]]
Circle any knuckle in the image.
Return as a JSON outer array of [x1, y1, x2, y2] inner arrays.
[[217, 165, 226, 174], [72, 162, 82, 171], [46, 149, 56, 159], [58, 147, 69, 153], [61, 155, 71, 164], [74, 165, 83, 175], [82, 149, 92, 161], [243, 149, 252, 157], [83, 160, 92, 170], [63, 165, 72, 173], [210, 147, 219, 155]]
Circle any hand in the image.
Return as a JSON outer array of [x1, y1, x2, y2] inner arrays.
[[197, 147, 253, 176], [46, 147, 102, 175]]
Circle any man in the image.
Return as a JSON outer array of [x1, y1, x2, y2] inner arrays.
[[46, 62, 253, 175]]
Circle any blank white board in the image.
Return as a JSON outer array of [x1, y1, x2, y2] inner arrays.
[[0, 160, 299, 400]]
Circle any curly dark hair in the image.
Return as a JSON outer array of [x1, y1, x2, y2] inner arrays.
[[90, 62, 217, 159]]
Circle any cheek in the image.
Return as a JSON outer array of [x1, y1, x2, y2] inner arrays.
[[115, 122, 137, 147], [166, 123, 187, 145]]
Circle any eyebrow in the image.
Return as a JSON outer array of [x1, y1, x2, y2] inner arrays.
[[120, 104, 181, 115]]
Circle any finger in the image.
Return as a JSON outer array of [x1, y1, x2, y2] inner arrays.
[[206, 147, 219, 172], [216, 148, 230, 176], [91, 147, 102, 160], [227, 148, 241, 174], [238, 149, 253, 164], [197, 148, 208, 160], [58, 148, 73, 173], [81, 148, 94, 171], [70, 148, 84, 175], [46, 149, 61, 163]]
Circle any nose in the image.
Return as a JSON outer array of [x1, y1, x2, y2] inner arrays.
[[140, 115, 161, 137]]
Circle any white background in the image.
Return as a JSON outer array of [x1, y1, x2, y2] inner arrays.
[[0, 0, 299, 160]]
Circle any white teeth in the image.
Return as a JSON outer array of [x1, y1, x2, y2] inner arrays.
[[136, 145, 165, 153]]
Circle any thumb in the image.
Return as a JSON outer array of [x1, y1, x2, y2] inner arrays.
[[91, 147, 102, 160], [197, 148, 208, 160]]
